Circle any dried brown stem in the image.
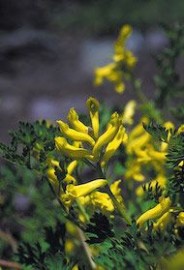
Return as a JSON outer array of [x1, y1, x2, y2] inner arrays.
[[77, 227, 97, 270], [0, 229, 18, 252], [0, 259, 21, 269]]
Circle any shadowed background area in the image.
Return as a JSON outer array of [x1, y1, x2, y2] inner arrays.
[[0, 0, 184, 142]]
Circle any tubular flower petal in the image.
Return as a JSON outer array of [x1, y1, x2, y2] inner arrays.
[[114, 25, 136, 67], [110, 180, 124, 205], [47, 159, 77, 189], [127, 133, 150, 154], [153, 211, 172, 231], [136, 197, 172, 227], [72, 265, 79, 270], [59, 193, 72, 208], [90, 191, 114, 213], [48, 159, 60, 167], [148, 149, 166, 162], [55, 98, 126, 164], [77, 195, 91, 206], [66, 221, 78, 235], [126, 51, 137, 68], [67, 160, 78, 175], [94, 64, 125, 94], [115, 24, 132, 50], [177, 124, 184, 134], [94, 63, 116, 86], [47, 167, 59, 192], [101, 126, 125, 167], [121, 100, 136, 125], [125, 160, 145, 182], [64, 174, 77, 185], [176, 212, 184, 227], [93, 112, 120, 159], [128, 118, 148, 139], [57, 120, 95, 146], [55, 137, 91, 159], [115, 81, 125, 94], [86, 97, 100, 139], [135, 148, 151, 163], [67, 108, 88, 133], [94, 25, 137, 94], [66, 179, 108, 198], [65, 239, 75, 254], [165, 249, 184, 270], [136, 174, 166, 196]]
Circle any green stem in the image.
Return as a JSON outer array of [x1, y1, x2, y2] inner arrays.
[[107, 185, 132, 225], [131, 74, 147, 104], [46, 176, 85, 230], [76, 198, 90, 223], [77, 227, 97, 270], [96, 162, 131, 224], [96, 162, 106, 178]]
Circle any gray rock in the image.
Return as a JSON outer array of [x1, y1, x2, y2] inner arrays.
[[0, 28, 60, 55], [126, 30, 145, 53], [0, 95, 22, 114], [13, 193, 31, 211], [29, 96, 87, 121], [80, 39, 114, 75], [145, 28, 168, 52]]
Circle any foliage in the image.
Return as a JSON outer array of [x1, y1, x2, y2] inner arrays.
[[51, 1, 184, 34]]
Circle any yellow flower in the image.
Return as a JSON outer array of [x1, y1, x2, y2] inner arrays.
[[66, 179, 108, 198], [121, 100, 136, 125], [47, 159, 77, 192], [90, 191, 114, 213], [177, 124, 184, 134], [119, 24, 132, 39], [114, 25, 136, 67], [72, 265, 79, 270], [67, 160, 78, 175], [92, 112, 120, 159], [94, 63, 115, 85], [57, 120, 95, 145], [110, 180, 124, 204], [176, 212, 184, 227], [136, 174, 166, 196], [86, 97, 100, 139], [55, 97, 125, 166], [65, 239, 75, 254], [148, 148, 166, 162], [101, 125, 126, 167], [55, 137, 92, 159], [66, 221, 77, 235], [124, 118, 171, 190], [125, 160, 145, 182], [47, 167, 60, 192], [90, 180, 124, 215], [165, 249, 184, 270], [94, 63, 125, 94], [153, 211, 172, 231], [67, 108, 88, 133], [136, 197, 172, 227], [59, 193, 72, 208], [127, 133, 150, 154], [94, 24, 137, 94]]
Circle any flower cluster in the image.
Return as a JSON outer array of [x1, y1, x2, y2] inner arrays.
[[55, 97, 127, 167], [94, 24, 137, 94], [124, 120, 174, 195], [136, 196, 172, 229], [47, 97, 127, 221]]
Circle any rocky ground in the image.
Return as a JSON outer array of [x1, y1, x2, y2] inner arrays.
[[0, 27, 168, 143]]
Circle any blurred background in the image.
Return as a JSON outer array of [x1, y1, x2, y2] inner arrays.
[[0, 0, 183, 142]]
